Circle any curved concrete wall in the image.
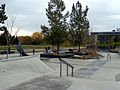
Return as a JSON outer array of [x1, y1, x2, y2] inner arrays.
[[0, 56, 53, 90], [0, 56, 53, 74]]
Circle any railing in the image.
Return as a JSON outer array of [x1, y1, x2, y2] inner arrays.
[[107, 53, 111, 61], [118, 50, 120, 56], [59, 58, 74, 77]]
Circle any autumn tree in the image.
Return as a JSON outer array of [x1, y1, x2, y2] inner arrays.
[[31, 32, 43, 44], [41, 0, 69, 53], [18, 36, 32, 45], [69, 1, 89, 51]]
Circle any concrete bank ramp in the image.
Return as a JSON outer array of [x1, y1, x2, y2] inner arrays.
[[0, 56, 53, 90]]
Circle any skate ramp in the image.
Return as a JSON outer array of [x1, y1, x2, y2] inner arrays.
[[0, 56, 53, 90], [16, 44, 28, 56]]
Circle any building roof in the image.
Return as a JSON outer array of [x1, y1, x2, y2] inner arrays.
[[91, 31, 120, 35]]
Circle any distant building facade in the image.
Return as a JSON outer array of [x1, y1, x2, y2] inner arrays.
[[91, 31, 120, 48]]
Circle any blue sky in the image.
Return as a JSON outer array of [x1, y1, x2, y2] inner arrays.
[[1, 0, 120, 36]]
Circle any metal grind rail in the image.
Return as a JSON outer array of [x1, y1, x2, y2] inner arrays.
[[59, 58, 74, 77], [118, 49, 120, 56], [107, 53, 111, 61]]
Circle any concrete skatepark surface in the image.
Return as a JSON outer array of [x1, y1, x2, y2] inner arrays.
[[0, 55, 53, 90], [0, 52, 120, 90], [6, 75, 71, 90]]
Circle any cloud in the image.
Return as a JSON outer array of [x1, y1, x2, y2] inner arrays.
[[3, 0, 49, 33], [17, 29, 33, 36], [10, 27, 33, 36], [1, 0, 120, 36]]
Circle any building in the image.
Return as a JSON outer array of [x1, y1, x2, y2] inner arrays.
[[91, 31, 120, 48]]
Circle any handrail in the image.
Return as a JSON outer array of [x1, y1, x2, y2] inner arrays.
[[107, 53, 111, 61], [59, 58, 74, 68], [59, 58, 74, 77], [118, 50, 120, 55]]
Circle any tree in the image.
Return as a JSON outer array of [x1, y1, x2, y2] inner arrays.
[[0, 4, 7, 25], [69, 1, 89, 51], [0, 26, 8, 45], [0, 4, 19, 59], [31, 32, 43, 44], [0, 5, 20, 45], [82, 18, 90, 46], [0, 26, 18, 45], [41, 0, 69, 53], [18, 36, 32, 45], [0, 4, 8, 44]]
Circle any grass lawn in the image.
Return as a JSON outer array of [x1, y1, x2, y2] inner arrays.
[[0, 44, 49, 51], [97, 42, 120, 47]]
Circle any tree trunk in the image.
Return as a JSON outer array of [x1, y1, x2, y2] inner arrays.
[[6, 38, 10, 59], [52, 44, 54, 51], [57, 43, 59, 54], [78, 43, 80, 52], [73, 40, 74, 50]]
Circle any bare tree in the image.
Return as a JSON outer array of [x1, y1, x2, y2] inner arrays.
[[5, 16, 21, 59]]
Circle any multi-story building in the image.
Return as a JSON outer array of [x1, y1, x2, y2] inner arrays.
[[91, 30, 120, 48]]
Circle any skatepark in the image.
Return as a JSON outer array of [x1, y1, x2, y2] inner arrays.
[[0, 51, 120, 90]]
